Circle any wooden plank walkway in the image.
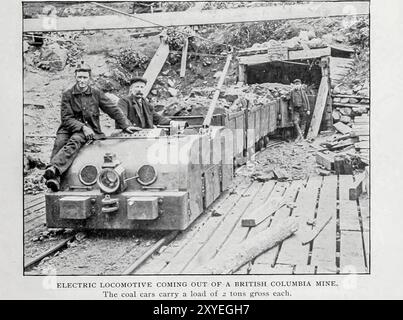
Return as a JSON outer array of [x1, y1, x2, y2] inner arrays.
[[136, 174, 370, 275]]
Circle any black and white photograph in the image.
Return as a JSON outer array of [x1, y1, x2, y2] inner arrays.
[[7, 0, 403, 301], [21, 0, 371, 277]]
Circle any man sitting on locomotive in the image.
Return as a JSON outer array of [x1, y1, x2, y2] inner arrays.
[[116, 77, 172, 130], [289, 79, 311, 141], [43, 61, 139, 192]]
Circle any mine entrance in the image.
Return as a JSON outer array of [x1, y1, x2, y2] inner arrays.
[[245, 60, 322, 87]]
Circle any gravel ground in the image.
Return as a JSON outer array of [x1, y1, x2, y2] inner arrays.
[[29, 230, 168, 275]]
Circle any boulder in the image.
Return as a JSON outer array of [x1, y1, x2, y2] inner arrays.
[[349, 98, 359, 104], [340, 115, 351, 124], [332, 110, 341, 122], [332, 86, 341, 94], [358, 88, 369, 97], [340, 107, 352, 116], [167, 88, 178, 97], [38, 43, 67, 71]]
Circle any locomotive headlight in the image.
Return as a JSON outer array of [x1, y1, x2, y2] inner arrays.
[[79, 164, 98, 186], [98, 168, 121, 193], [97, 153, 127, 194], [137, 165, 157, 186]]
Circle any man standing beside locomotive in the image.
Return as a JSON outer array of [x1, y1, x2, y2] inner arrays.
[[289, 79, 310, 141], [43, 62, 139, 191], [116, 77, 172, 129]]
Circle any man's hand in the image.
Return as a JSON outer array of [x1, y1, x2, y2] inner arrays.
[[82, 126, 95, 139], [307, 110, 311, 116], [124, 126, 142, 134]]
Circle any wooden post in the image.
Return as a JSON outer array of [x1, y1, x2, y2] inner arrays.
[[180, 37, 189, 78], [238, 64, 247, 84]]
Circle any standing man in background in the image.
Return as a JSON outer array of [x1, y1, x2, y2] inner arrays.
[[289, 79, 310, 141]]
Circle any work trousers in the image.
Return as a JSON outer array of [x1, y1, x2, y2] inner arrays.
[[49, 132, 87, 175], [292, 108, 307, 136]]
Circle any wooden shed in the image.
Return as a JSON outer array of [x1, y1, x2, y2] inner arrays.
[[237, 43, 355, 138]]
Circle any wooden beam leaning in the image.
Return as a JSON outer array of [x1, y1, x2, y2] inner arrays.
[[142, 33, 170, 97], [23, 2, 369, 32], [306, 75, 330, 140], [202, 53, 232, 127]]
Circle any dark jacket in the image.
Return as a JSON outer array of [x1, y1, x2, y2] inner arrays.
[[116, 95, 171, 129], [58, 85, 130, 135], [290, 86, 310, 112]]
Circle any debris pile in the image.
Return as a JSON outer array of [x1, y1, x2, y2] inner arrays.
[[313, 114, 369, 175], [24, 169, 46, 194], [116, 47, 150, 72], [241, 141, 318, 182]]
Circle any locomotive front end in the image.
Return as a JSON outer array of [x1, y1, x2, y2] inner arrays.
[[45, 129, 207, 230]]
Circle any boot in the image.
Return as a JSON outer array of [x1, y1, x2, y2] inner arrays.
[[46, 176, 60, 192], [43, 166, 59, 180]]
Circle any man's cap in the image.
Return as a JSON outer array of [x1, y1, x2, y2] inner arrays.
[[75, 61, 91, 73], [130, 77, 147, 85], [293, 79, 302, 84]]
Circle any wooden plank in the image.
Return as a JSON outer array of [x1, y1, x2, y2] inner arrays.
[[183, 182, 263, 273], [238, 64, 246, 83], [276, 177, 322, 267], [332, 94, 369, 100], [316, 152, 335, 170], [160, 178, 253, 274], [194, 217, 299, 274], [316, 265, 337, 274], [355, 141, 370, 150], [138, 179, 242, 274], [349, 173, 366, 200], [238, 54, 270, 66], [338, 175, 354, 201], [310, 175, 337, 271], [180, 37, 189, 78], [252, 181, 302, 267], [363, 231, 370, 272], [339, 200, 361, 231], [23, 2, 369, 32], [288, 47, 331, 60], [359, 195, 370, 232], [293, 265, 316, 274], [143, 37, 170, 97], [307, 76, 329, 140], [233, 263, 251, 275], [333, 102, 370, 108], [221, 181, 277, 247], [241, 194, 286, 227], [250, 263, 293, 275], [340, 230, 366, 273]]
